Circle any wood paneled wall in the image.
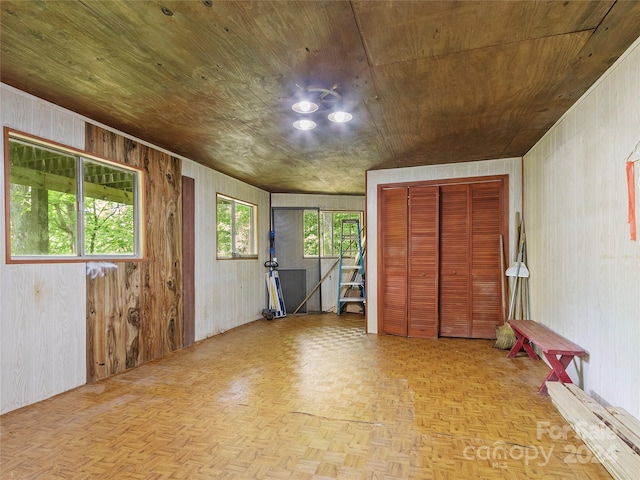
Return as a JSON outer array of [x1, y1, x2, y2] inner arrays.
[[1, 84, 87, 414], [523, 38, 640, 418], [85, 126, 183, 382], [2, 84, 269, 412], [180, 160, 271, 341]]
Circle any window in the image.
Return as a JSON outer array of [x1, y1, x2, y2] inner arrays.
[[303, 210, 363, 257], [5, 129, 144, 262], [216, 194, 257, 258]]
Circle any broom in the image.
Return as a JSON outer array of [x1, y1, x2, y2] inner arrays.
[[495, 324, 516, 349], [494, 233, 516, 349]]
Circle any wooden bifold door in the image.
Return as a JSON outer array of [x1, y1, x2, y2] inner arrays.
[[378, 176, 507, 339]]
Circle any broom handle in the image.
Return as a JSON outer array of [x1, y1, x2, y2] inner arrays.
[[508, 233, 525, 319], [500, 235, 507, 321], [292, 258, 340, 315]]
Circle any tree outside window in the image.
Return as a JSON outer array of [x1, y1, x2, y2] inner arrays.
[[303, 210, 362, 257], [217, 194, 257, 258], [6, 131, 143, 262]]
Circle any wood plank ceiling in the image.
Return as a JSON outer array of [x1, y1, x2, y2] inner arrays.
[[2, 1, 640, 195]]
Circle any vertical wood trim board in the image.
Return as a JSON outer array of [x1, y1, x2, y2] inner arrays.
[[182, 176, 196, 347], [85, 125, 183, 381]]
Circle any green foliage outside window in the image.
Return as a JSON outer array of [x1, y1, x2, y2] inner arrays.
[[217, 194, 256, 258], [84, 197, 134, 255], [217, 198, 232, 257], [303, 210, 362, 257], [7, 133, 141, 260], [303, 210, 320, 257]]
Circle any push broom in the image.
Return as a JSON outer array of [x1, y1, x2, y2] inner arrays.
[[494, 221, 529, 349], [494, 234, 516, 349]]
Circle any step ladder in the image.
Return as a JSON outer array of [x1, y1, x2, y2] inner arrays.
[[337, 219, 365, 315]]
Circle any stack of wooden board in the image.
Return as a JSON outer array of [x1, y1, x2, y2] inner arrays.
[[547, 382, 640, 480]]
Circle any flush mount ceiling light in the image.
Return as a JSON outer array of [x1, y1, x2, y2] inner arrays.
[[293, 119, 317, 130], [291, 84, 353, 130], [328, 111, 353, 123], [292, 100, 319, 114]]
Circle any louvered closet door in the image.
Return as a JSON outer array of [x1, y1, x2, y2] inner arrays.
[[380, 187, 408, 336], [470, 183, 502, 338], [439, 184, 471, 337], [408, 186, 439, 338]]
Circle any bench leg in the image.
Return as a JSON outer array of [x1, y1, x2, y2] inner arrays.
[[521, 339, 539, 360], [507, 333, 539, 360], [538, 354, 574, 394], [506, 333, 524, 358]]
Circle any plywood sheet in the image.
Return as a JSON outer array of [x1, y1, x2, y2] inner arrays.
[[85, 125, 182, 381]]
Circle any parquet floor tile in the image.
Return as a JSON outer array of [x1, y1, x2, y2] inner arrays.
[[1, 314, 612, 479]]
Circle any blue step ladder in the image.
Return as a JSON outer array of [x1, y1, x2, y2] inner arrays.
[[337, 219, 365, 315]]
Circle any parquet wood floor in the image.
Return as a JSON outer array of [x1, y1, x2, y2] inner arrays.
[[1, 314, 611, 479]]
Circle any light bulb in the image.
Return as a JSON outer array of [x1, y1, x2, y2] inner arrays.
[[293, 119, 317, 130], [328, 111, 353, 123], [292, 100, 319, 114]]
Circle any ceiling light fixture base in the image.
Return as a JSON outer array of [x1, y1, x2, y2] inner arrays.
[[291, 84, 353, 130]]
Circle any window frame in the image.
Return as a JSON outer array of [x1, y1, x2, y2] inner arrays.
[[216, 193, 258, 260], [303, 210, 364, 258], [4, 128, 146, 264]]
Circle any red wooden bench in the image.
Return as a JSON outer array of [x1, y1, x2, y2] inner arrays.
[[507, 320, 587, 394]]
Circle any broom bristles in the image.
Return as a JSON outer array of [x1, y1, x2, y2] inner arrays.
[[494, 323, 516, 350]]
